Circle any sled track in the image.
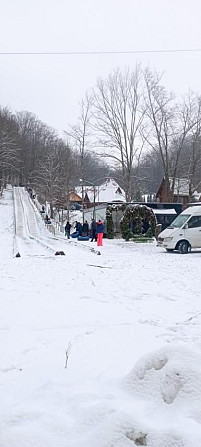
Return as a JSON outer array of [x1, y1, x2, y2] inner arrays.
[[13, 187, 65, 258]]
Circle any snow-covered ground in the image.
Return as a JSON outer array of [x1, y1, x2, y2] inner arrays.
[[1, 186, 201, 446]]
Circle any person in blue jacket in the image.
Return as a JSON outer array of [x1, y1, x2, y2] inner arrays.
[[75, 221, 82, 235], [96, 220, 104, 246]]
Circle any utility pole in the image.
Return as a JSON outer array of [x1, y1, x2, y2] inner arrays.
[[93, 185, 96, 220], [81, 180, 85, 224]]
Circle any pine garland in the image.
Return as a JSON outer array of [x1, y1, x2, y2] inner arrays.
[[120, 204, 156, 241], [106, 205, 114, 239], [106, 203, 156, 241]]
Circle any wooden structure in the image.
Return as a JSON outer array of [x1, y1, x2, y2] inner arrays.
[[69, 191, 82, 202], [156, 177, 189, 208]]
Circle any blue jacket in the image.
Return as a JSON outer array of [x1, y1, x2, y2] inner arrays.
[[96, 222, 104, 234]]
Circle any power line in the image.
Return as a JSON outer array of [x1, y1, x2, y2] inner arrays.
[[0, 48, 201, 55]]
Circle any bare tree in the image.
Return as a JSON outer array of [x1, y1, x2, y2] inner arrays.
[[188, 140, 201, 199], [92, 66, 145, 201], [57, 142, 77, 221], [176, 94, 201, 198], [143, 69, 175, 201], [16, 111, 57, 185], [0, 132, 18, 193], [35, 149, 64, 218], [143, 70, 201, 201], [0, 108, 20, 192], [65, 94, 92, 221]]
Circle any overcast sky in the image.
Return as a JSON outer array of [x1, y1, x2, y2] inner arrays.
[[0, 0, 201, 135]]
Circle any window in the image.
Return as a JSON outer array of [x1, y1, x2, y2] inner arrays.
[[187, 216, 201, 228], [169, 214, 190, 228]]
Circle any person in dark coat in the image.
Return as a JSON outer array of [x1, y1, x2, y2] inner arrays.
[[65, 221, 71, 239], [96, 220, 104, 246], [75, 221, 82, 235], [90, 218, 97, 242], [82, 220, 89, 236]]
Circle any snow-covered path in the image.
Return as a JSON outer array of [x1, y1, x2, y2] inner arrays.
[[14, 187, 41, 239], [1, 187, 201, 446], [13, 187, 68, 257]]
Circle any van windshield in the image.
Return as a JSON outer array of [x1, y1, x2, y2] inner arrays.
[[168, 214, 190, 228]]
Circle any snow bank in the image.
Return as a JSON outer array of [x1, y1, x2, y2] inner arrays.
[[65, 344, 201, 446], [121, 343, 201, 446]]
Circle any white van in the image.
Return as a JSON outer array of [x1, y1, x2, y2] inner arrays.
[[157, 205, 201, 254]]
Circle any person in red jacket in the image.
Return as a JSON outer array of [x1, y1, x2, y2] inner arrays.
[[96, 220, 104, 246]]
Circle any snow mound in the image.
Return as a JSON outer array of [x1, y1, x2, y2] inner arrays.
[[75, 344, 201, 447], [119, 343, 201, 446], [126, 343, 201, 406]]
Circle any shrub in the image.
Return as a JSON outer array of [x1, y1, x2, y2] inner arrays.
[[106, 205, 114, 239]]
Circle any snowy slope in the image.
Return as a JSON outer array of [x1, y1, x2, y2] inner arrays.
[[13, 187, 69, 257], [1, 186, 201, 446]]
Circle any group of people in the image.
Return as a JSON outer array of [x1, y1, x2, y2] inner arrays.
[[65, 218, 105, 246], [75, 220, 89, 237]]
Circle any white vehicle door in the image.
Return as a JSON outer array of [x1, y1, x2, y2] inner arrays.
[[184, 215, 201, 248]]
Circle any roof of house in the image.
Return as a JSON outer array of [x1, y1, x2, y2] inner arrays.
[[69, 191, 82, 202], [74, 178, 126, 203], [95, 178, 125, 202]]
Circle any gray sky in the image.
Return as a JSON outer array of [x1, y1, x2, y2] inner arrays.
[[0, 0, 201, 135]]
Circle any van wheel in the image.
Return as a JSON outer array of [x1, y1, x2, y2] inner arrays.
[[178, 241, 189, 254]]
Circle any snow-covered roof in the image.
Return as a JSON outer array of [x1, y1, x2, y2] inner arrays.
[[183, 205, 201, 214], [73, 186, 94, 201], [152, 208, 177, 215], [191, 190, 201, 200], [74, 186, 82, 197], [74, 178, 126, 203], [96, 179, 125, 202]]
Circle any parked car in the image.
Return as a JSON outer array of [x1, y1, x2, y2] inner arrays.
[[157, 205, 201, 253]]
